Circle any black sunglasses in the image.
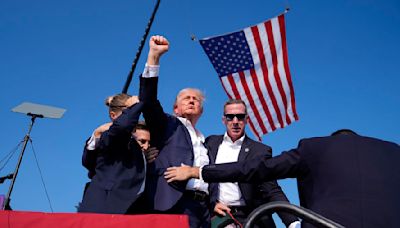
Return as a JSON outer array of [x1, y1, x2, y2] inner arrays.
[[224, 113, 247, 121]]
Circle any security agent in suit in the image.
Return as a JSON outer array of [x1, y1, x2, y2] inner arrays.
[[165, 129, 400, 228], [82, 120, 157, 180], [79, 95, 146, 214], [206, 99, 299, 227], [140, 35, 211, 227]]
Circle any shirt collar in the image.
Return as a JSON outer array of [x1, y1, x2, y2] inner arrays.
[[223, 132, 245, 146], [177, 116, 205, 142]]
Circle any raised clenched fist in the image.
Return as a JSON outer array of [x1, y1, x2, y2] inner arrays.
[[147, 35, 169, 65]]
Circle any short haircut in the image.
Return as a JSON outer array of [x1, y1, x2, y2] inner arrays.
[[105, 93, 131, 113], [223, 99, 248, 115], [133, 121, 149, 133], [173, 88, 205, 110], [331, 129, 358, 136]]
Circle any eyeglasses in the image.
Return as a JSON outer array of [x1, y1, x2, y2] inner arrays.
[[224, 113, 246, 121]]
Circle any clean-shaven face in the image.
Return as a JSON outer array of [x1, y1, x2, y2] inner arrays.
[[223, 103, 248, 142], [132, 129, 150, 151], [174, 89, 203, 120]]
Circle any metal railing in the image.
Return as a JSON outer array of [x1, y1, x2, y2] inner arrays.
[[244, 201, 345, 228]]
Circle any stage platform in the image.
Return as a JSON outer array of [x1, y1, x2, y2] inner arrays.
[[0, 210, 189, 227]]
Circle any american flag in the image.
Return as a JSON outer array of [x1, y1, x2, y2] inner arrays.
[[200, 14, 298, 140]]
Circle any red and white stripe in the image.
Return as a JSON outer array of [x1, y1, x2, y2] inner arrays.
[[220, 14, 298, 140]]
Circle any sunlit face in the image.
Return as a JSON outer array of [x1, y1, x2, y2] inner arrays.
[[173, 89, 203, 120], [223, 103, 248, 142], [132, 129, 150, 151]]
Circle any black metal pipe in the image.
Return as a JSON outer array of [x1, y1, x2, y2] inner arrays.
[[122, 0, 161, 94], [244, 201, 345, 228]]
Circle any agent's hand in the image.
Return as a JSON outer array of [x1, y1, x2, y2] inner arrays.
[[147, 35, 169, 65], [125, 95, 139, 107], [214, 202, 231, 216], [143, 147, 159, 163], [94, 122, 112, 138], [164, 165, 199, 182]]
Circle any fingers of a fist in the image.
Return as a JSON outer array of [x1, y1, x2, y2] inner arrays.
[[145, 147, 159, 157], [144, 148, 158, 163], [151, 35, 169, 45]]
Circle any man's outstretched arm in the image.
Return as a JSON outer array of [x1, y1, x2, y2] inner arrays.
[[165, 148, 304, 183]]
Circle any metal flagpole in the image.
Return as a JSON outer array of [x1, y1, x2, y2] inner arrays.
[[122, 0, 162, 94]]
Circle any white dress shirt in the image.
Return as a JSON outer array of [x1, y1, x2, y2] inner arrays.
[[177, 117, 209, 194], [215, 133, 246, 206]]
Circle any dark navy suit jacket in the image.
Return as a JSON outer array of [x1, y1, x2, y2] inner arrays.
[[203, 134, 400, 227], [79, 102, 146, 214], [140, 76, 194, 211], [206, 135, 298, 227]]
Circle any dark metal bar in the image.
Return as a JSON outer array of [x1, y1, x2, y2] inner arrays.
[[244, 201, 345, 228], [122, 0, 161, 94], [3, 114, 42, 210]]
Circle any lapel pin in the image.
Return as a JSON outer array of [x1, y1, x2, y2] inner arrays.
[[245, 148, 250, 153]]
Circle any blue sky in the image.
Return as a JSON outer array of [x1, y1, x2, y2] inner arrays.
[[1, 0, 399, 226]]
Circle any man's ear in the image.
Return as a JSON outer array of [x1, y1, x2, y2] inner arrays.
[[244, 115, 249, 124], [173, 104, 179, 116], [109, 111, 117, 121]]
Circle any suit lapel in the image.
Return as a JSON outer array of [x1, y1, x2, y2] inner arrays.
[[208, 135, 224, 164], [238, 135, 252, 161]]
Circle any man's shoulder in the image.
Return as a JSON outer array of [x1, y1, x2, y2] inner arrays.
[[205, 134, 223, 144], [243, 136, 272, 156]]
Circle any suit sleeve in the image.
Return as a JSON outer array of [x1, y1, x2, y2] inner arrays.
[[82, 138, 97, 179], [202, 147, 304, 183], [96, 102, 144, 151], [255, 145, 299, 225], [140, 76, 168, 149]]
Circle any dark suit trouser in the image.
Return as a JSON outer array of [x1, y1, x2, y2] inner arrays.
[[125, 194, 149, 214], [160, 192, 210, 228]]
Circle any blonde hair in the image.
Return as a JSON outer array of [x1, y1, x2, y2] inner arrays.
[[105, 93, 131, 113], [173, 88, 205, 110]]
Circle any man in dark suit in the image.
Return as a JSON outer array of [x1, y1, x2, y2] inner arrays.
[[140, 35, 211, 227], [165, 129, 400, 227], [206, 99, 299, 227], [79, 95, 146, 214]]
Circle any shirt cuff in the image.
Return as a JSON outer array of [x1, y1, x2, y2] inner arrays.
[[86, 132, 97, 150], [198, 166, 204, 181], [288, 221, 301, 228], [142, 63, 160, 78]]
